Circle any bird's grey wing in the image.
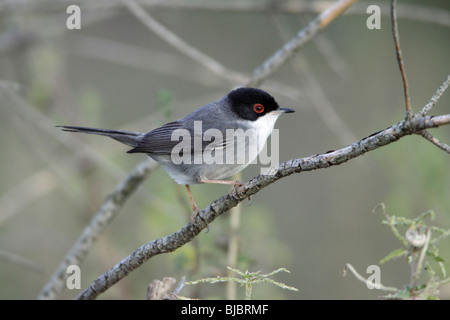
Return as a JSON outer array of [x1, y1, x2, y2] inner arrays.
[[127, 120, 188, 154], [128, 108, 243, 155]]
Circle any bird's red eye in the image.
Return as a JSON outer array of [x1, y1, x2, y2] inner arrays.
[[253, 104, 264, 113]]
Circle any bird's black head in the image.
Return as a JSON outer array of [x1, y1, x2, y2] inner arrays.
[[227, 87, 293, 121]]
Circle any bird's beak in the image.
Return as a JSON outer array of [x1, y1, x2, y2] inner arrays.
[[277, 106, 295, 113]]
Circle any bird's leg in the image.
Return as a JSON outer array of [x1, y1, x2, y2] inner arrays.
[[185, 184, 209, 232], [184, 184, 209, 232], [185, 184, 200, 223]]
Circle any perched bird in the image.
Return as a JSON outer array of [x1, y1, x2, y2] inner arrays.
[[59, 87, 294, 223]]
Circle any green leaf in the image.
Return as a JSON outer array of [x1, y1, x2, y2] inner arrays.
[[380, 248, 407, 264]]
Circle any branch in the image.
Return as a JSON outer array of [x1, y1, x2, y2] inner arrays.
[[420, 75, 450, 116], [419, 75, 450, 153], [420, 130, 450, 154], [77, 110, 450, 300], [246, 0, 359, 87], [0, 250, 46, 275], [343, 263, 399, 293], [391, 0, 412, 119], [269, 15, 357, 146], [38, 158, 158, 299], [122, 0, 247, 84], [119, 0, 305, 102]]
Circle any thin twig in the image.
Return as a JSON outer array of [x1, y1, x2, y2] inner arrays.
[[0, 170, 57, 227], [246, 0, 359, 87], [131, 1, 449, 28], [391, 0, 412, 119], [413, 228, 432, 286], [70, 35, 230, 88], [269, 15, 357, 146], [122, 0, 247, 84], [0, 250, 46, 275], [420, 131, 450, 154], [420, 75, 450, 116], [0, 86, 129, 181], [226, 173, 242, 300], [417, 75, 450, 154], [38, 158, 158, 300], [343, 263, 399, 292], [3, 1, 450, 28]]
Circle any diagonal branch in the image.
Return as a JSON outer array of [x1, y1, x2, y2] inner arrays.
[[122, 0, 247, 84], [77, 110, 450, 300], [246, 0, 359, 87], [418, 75, 450, 153], [420, 75, 450, 116], [38, 158, 158, 300]]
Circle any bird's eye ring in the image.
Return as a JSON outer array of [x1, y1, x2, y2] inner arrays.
[[253, 104, 264, 113]]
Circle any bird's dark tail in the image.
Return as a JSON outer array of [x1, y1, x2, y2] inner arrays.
[[57, 125, 143, 148]]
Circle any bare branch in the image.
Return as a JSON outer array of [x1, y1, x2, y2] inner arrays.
[[3, 1, 450, 29], [226, 174, 242, 300], [412, 228, 432, 287], [246, 0, 359, 87], [0, 86, 129, 181], [391, 0, 412, 119], [38, 158, 158, 300], [0, 250, 46, 275], [76, 111, 450, 300], [420, 131, 450, 154], [0, 170, 57, 227], [135, 1, 450, 29], [343, 263, 399, 292], [122, 0, 247, 84], [420, 75, 450, 116], [269, 15, 357, 146], [69, 35, 231, 88]]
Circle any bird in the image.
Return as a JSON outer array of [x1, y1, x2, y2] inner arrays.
[[58, 87, 294, 224]]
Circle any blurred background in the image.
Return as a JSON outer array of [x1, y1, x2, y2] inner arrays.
[[0, 0, 449, 299]]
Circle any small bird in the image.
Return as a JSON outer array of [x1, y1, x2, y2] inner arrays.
[[59, 87, 294, 223]]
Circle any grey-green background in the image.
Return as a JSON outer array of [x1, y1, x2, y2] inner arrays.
[[0, 0, 449, 299]]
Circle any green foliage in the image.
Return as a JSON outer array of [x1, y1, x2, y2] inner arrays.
[[377, 205, 448, 277], [379, 248, 407, 265], [346, 204, 450, 300], [184, 267, 298, 300]]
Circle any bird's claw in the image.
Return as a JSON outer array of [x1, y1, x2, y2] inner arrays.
[[231, 182, 244, 199]]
